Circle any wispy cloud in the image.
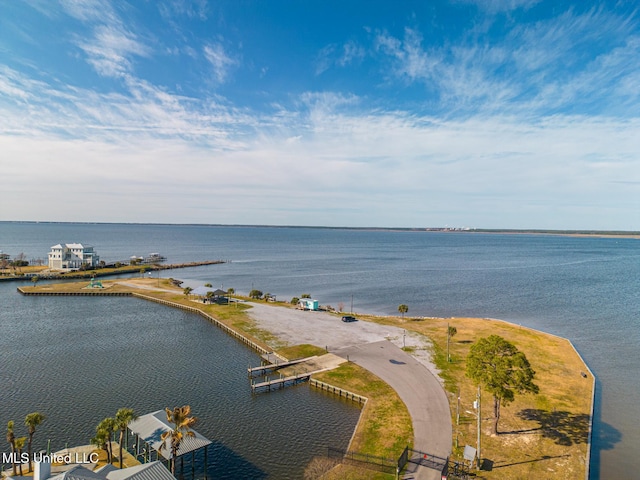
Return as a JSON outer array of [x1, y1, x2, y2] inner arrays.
[[373, 8, 640, 118], [1, 1, 639, 228], [157, 0, 209, 21], [203, 42, 237, 84], [76, 24, 150, 78], [60, 0, 151, 78], [2, 57, 638, 227], [452, 0, 542, 14]]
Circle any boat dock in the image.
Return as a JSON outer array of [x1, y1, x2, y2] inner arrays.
[[249, 353, 347, 393], [248, 357, 314, 377], [251, 372, 312, 392]]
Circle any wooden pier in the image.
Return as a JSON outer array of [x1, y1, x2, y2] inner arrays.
[[248, 357, 312, 377], [251, 372, 311, 392]]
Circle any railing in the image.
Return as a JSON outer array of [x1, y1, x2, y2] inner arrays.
[[327, 447, 397, 475]]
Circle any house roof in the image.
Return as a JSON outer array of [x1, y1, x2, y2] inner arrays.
[[190, 286, 226, 296], [127, 410, 212, 460], [105, 461, 176, 480], [40, 461, 175, 480], [48, 465, 105, 480]]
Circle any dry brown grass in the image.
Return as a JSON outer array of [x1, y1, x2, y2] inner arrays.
[[358, 313, 593, 479], [22, 279, 593, 479]]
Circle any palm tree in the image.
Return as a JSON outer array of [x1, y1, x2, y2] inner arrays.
[[115, 408, 137, 468], [160, 406, 198, 475], [398, 304, 409, 319], [15, 436, 27, 476], [91, 428, 111, 464], [25, 412, 45, 473], [447, 325, 457, 362], [97, 417, 117, 464], [6, 421, 17, 476], [183, 286, 193, 297]]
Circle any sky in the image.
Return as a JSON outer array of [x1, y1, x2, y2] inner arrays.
[[1, 0, 639, 230]]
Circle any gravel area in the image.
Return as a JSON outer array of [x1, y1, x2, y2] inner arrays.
[[246, 302, 441, 381]]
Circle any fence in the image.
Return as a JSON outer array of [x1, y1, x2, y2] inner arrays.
[[327, 447, 397, 475]]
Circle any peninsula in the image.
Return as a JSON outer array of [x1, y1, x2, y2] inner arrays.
[[18, 277, 594, 480]]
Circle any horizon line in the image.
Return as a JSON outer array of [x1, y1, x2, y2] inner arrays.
[[1, 220, 638, 236]]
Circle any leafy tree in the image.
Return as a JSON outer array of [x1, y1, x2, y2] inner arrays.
[[291, 297, 300, 305], [447, 325, 457, 362], [249, 289, 263, 299], [466, 335, 539, 434], [398, 304, 409, 319], [6, 421, 16, 476], [204, 283, 212, 287], [115, 408, 137, 468], [301, 293, 311, 298], [31, 276, 39, 286], [160, 406, 198, 475], [25, 412, 45, 473]]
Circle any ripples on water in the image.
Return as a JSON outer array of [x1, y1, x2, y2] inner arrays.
[[1, 223, 639, 479], [0, 290, 361, 479]]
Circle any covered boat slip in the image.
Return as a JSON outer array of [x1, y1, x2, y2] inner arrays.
[[127, 411, 212, 478]]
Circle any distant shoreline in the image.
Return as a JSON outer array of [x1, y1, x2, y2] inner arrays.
[[2, 220, 639, 238]]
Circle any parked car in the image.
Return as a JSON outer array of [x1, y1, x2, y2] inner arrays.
[[341, 315, 357, 322]]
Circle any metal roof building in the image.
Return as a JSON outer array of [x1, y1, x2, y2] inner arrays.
[[101, 461, 177, 480], [16, 460, 176, 480], [127, 410, 212, 461]]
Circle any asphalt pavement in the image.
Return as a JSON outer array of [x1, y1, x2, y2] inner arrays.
[[246, 303, 453, 479]]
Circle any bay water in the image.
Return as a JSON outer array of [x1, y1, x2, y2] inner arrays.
[[1, 222, 639, 479]]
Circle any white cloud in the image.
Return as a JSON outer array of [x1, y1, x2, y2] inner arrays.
[[77, 24, 150, 78], [203, 42, 237, 84], [2, 60, 638, 228], [338, 40, 366, 67], [452, 0, 541, 14]]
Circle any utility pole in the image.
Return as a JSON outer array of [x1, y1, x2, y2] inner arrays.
[[477, 385, 481, 469]]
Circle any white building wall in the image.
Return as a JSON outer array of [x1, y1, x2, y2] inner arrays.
[[48, 244, 100, 270]]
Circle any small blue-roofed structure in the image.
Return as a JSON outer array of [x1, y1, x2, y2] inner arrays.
[[298, 298, 319, 311]]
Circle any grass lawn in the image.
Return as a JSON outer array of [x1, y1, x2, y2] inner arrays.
[[21, 278, 593, 479], [358, 313, 593, 479]]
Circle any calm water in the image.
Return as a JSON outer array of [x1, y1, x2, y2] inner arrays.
[[1, 222, 639, 479]]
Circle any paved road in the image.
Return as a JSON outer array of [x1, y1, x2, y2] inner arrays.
[[335, 341, 452, 480], [245, 303, 452, 479]]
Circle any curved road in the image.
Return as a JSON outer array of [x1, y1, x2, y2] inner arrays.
[[246, 303, 452, 479], [335, 341, 452, 480]]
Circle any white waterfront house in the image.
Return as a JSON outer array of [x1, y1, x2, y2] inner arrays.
[[48, 243, 100, 271]]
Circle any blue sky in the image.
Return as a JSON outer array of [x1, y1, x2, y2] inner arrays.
[[1, 0, 639, 229]]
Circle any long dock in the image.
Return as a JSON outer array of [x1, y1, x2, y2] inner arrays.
[[251, 372, 311, 392]]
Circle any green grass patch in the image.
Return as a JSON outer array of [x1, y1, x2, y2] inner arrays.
[[277, 344, 327, 360], [313, 362, 412, 459]]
